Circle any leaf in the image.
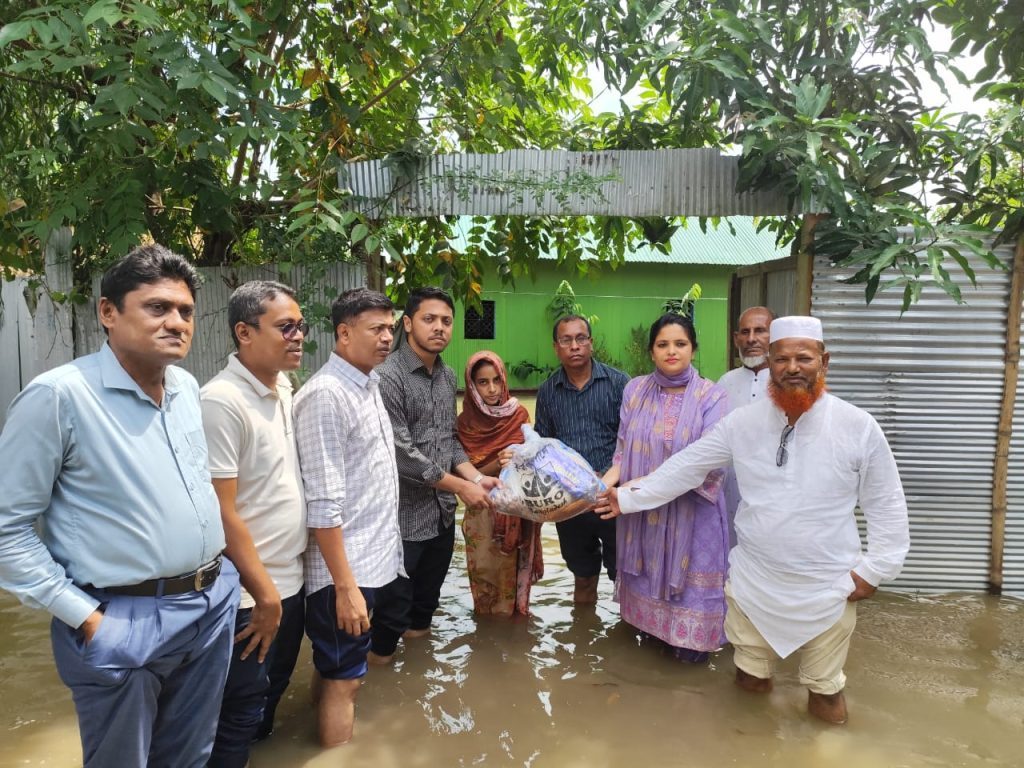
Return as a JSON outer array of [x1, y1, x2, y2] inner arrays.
[[350, 223, 368, 242], [201, 78, 228, 104], [0, 21, 34, 49], [82, 0, 122, 26]]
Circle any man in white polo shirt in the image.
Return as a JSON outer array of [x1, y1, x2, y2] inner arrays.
[[201, 281, 309, 767]]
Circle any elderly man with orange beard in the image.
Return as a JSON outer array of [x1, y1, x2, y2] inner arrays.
[[595, 316, 909, 725]]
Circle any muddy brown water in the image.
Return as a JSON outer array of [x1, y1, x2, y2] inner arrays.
[[2, 523, 1023, 767]]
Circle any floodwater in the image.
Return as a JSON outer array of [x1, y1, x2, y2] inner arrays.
[[2, 525, 1023, 768]]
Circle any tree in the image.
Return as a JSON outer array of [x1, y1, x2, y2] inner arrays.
[[584, 0, 1023, 307], [3, 0, 1021, 310], [0, 0, 611, 300]]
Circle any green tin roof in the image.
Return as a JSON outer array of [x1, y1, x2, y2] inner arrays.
[[449, 216, 789, 267], [618, 217, 790, 265]]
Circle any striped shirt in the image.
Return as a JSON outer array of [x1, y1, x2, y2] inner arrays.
[[293, 353, 403, 593], [376, 342, 470, 541], [534, 361, 630, 474]]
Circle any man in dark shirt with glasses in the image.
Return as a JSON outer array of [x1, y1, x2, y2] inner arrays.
[[534, 314, 629, 604]]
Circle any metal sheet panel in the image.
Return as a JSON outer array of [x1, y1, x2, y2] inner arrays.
[[811, 243, 1017, 592], [342, 149, 804, 218], [75, 262, 365, 387]]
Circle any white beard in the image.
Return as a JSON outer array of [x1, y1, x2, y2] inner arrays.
[[741, 355, 767, 368]]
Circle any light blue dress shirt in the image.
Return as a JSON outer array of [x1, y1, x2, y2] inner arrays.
[[0, 343, 225, 628]]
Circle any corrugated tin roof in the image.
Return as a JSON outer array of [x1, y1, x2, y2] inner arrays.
[[448, 216, 790, 266], [341, 148, 810, 218]]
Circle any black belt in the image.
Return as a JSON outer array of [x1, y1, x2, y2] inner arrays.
[[90, 557, 222, 597]]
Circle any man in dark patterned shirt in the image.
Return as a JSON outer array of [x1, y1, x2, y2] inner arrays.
[[535, 314, 630, 604], [369, 287, 498, 664]]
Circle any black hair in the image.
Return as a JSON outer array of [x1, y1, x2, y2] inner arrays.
[[470, 357, 499, 379], [100, 244, 200, 311], [227, 280, 296, 348], [551, 314, 592, 342], [404, 286, 454, 318], [332, 287, 394, 339], [648, 313, 698, 352]]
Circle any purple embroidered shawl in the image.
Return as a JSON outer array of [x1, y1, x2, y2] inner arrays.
[[615, 370, 727, 599]]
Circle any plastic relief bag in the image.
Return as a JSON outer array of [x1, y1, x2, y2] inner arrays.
[[489, 425, 607, 523]]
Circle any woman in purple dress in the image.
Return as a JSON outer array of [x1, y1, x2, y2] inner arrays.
[[602, 313, 729, 663]]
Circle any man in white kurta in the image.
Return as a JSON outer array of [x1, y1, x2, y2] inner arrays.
[[717, 306, 773, 411], [717, 306, 774, 545], [598, 316, 909, 725]]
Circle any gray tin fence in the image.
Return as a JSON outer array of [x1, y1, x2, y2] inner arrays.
[[0, 239, 364, 428], [810, 243, 1022, 595]]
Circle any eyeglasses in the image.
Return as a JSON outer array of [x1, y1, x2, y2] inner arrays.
[[249, 320, 309, 340], [556, 334, 592, 348], [776, 424, 795, 467]]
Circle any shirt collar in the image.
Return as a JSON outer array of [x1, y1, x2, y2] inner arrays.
[[328, 352, 379, 390], [768, 391, 831, 428], [394, 339, 443, 376], [99, 342, 181, 406], [555, 360, 608, 388], [224, 352, 290, 399]]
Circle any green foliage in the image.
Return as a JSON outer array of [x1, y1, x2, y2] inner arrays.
[[3, 0, 1021, 310], [623, 324, 652, 377], [662, 283, 702, 317], [547, 279, 599, 326], [588, 0, 1023, 308], [510, 359, 556, 382], [0, 0, 607, 290]]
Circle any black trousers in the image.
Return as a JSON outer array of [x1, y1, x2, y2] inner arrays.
[[209, 589, 305, 768], [370, 523, 455, 656], [555, 513, 617, 580]]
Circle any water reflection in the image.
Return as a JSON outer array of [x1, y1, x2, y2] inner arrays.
[[2, 524, 1023, 767]]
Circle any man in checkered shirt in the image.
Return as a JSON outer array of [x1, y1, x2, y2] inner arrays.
[[293, 287, 405, 747]]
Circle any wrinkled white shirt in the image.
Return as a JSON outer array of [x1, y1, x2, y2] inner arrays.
[[718, 365, 770, 412], [618, 393, 909, 657]]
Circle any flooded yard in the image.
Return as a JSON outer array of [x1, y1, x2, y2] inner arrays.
[[2, 523, 1023, 767]]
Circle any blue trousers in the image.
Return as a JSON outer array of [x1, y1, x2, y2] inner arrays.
[[51, 561, 240, 768], [208, 589, 305, 768]]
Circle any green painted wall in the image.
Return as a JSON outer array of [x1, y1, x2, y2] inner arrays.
[[444, 263, 733, 390]]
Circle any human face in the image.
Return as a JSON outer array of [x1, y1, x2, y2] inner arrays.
[[769, 337, 829, 393], [338, 308, 394, 373], [734, 309, 773, 366], [235, 294, 305, 375], [473, 363, 503, 406], [99, 278, 195, 373], [650, 322, 694, 377], [403, 298, 453, 356], [553, 319, 593, 373]]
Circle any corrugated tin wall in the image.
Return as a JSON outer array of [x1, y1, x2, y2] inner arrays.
[[811, 244, 1020, 593], [342, 149, 799, 218], [73, 262, 365, 387]]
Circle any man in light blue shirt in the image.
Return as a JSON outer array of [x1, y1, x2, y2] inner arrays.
[[0, 245, 239, 767]]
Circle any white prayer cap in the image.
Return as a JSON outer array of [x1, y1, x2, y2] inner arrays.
[[769, 316, 823, 343]]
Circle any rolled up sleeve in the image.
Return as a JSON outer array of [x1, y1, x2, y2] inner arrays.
[[294, 384, 348, 529]]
